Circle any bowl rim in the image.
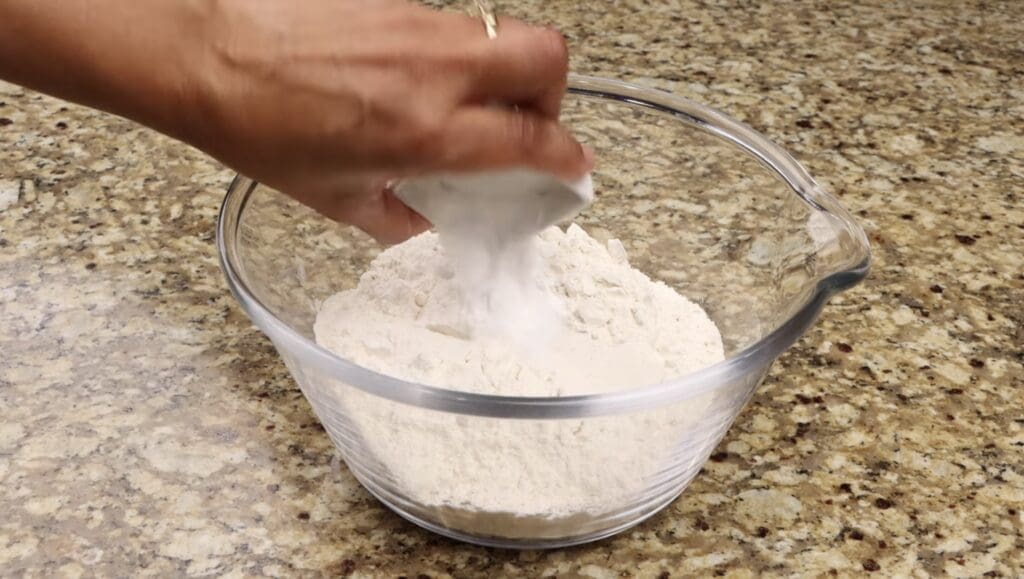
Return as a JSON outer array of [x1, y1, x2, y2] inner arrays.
[[216, 75, 870, 419]]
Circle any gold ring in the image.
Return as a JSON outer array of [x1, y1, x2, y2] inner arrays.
[[471, 0, 498, 39]]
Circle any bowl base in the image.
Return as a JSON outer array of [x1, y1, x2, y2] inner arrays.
[[350, 469, 684, 549]]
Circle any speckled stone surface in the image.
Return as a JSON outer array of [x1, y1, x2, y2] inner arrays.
[[1, 0, 1022, 576]]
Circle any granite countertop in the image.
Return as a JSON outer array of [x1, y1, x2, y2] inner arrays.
[[1, 0, 1021, 576]]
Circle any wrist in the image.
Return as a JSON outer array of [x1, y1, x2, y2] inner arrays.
[[139, 0, 223, 149]]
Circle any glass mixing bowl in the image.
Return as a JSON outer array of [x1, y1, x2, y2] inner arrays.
[[217, 76, 870, 548]]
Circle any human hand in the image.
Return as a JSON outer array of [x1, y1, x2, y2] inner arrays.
[[0, 0, 591, 241], [191, 0, 591, 243]]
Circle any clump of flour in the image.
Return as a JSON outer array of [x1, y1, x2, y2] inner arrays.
[[314, 224, 724, 538]]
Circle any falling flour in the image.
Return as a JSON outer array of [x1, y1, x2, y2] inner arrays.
[[314, 224, 724, 538]]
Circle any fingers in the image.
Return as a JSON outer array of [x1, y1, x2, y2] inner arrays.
[[432, 106, 592, 180], [428, 12, 569, 119], [469, 20, 570, 119]]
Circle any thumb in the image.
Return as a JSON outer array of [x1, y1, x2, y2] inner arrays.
[[339, 186, 432, 245], [432, 107, 592, 180]]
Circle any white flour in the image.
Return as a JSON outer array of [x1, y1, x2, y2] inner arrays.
[[393, 170, 595, 350], [314, 224, 724, 538]]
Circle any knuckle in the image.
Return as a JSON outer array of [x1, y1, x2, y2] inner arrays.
[[444, 49, 486, 82], [510, 113, 543, 150], [405, 114, 445, 159], [535, 27, 569, 75]]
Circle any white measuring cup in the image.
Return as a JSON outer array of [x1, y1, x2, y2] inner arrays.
[[393, 170, 594, 242]]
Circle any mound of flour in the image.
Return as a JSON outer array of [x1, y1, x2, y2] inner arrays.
[[314, 224, 724, 537]]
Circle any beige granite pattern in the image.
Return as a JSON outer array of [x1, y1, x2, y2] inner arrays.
[[1, 0, 1022, 576]]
